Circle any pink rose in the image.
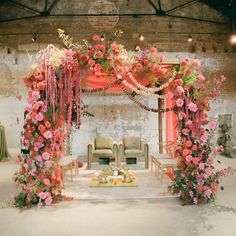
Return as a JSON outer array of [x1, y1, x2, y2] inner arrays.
[[176, 86, 184, 94], [42, 152, 50, 160], [200, 134, 208, 143], [192, 59, 201, 70], [65, 49, 72, 56], [45, 160, 52, 168], [205, 188, 212, 198], [176, 98, 184, 107], [32, 91, 40, 100], [92, 35, 100, 41], [188, 102, 198, 112], [199, 162, 205, 170], [96, 51, 103, 59], [42, 106, 47, 112], [38, 191, 47, 200], [193, 197, 198, 204], [43, 178, 50, 186], [35, 155, 42, 162], [205, 167, 213, 176], [178, 111, 186, 120], [182, 128, 190, 136], [206, 156, 213, 164], [166, 91, 174, 99], [185, 155, 192, 162], [94, 64, 102, 72], [43, 131, 52, 139], [45, 196, 52, 205], [198, 74, 205, 81], [209, 120, 217, 130], [88, 59, 95, 66], [35, 112, 44, 121]]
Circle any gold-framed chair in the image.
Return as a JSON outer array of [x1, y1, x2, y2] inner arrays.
[[87, 136, 118, 169], [118, 137, 149, 169]]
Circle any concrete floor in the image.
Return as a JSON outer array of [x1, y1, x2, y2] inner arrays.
[[0, 149, 236, 236]]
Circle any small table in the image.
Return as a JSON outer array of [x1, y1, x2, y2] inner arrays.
[[59, 158, 74, 186], [59, 155, 80, 185], [151, 154, 177, 185]]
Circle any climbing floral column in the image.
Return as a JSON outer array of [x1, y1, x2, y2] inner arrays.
[[168, 58, 226, 204]]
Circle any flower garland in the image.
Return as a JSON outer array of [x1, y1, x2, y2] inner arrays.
[[127, 70, 176, 93], [120, 83, 173, 113]]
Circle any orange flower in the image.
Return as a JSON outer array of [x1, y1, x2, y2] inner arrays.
[[191, 145, 198, 151], [185, 140, 192, 148], [202, 97, 208, 104], [38, 124, 45, 133], [45, 121, 51, 129], [183, 148, 190, 156]]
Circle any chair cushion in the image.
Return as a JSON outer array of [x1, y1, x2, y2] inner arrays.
[[123, 137, 141, 149], [93, 149, 113, 155], [124, 149, 143, 156], [95, 137, 113, 150]]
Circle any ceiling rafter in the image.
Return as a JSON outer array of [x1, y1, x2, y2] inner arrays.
[[5, 0, 41, 14], [166, 0, 199, 13], [147, 0, 165, 15]]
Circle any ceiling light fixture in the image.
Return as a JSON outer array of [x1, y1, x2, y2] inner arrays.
[[139, 34, 144, 41], [134, 45, 141, 51], [32, 33, 37, 42], [101, 34, 105, 41], [188, 35, 192, 42], [229, 0, 236, 45]]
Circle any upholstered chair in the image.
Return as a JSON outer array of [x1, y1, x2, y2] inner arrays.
[[87, 136, 118, 169], [118, 137, 149, 168]]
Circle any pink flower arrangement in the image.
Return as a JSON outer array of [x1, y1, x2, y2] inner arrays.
[[43, 131, 52, 139], [176, 98, 184, 107], [192, 59, 201, 70], [188, 102, 198, 112], [178, 112, 186, 120], [42, 152, 50, 160]]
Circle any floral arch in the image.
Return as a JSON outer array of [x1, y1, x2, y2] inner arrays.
[[14, 30, 225, 208]]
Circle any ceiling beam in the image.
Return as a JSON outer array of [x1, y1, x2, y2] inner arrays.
[[44, 0, 48, 12], [147, 0, 165, 15], [0, 13, 228, 25], [5, 0, 41, 14], [47, 0, 60, 13], [166, 0, 199, 13], [158, 0, 162, 12]]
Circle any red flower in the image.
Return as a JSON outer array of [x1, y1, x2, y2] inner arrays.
[[92, 35, 100, 41], [191, 145, 198, 151], [88, 59, 95, 66], [88, 50, 95, 57], [96, 51, 103, 59], [38, 125, 45, 133], [43, 178, 51, 186], [174, 79, 183, 87], [185, 140, 192, 148], [202, 97, 208, 104], [95, 44, 105, 51], [143, 58, 149, 65], [197, 185, 204, 193], [45, 121, 51, 129], [72, 52, 80, 59], [183, 149, 190, 156]]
